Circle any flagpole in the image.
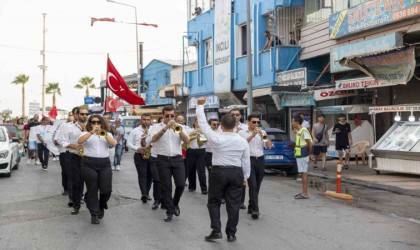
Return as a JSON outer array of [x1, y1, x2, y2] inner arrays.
[[105, 54, 109, 114]]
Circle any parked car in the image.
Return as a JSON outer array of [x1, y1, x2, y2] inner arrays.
[[0, 124, 17, 138], [0, 126, 19, 177], [263, 128, 297, 175]]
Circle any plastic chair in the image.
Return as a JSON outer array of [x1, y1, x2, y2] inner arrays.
[[350, 141, 370, 165]]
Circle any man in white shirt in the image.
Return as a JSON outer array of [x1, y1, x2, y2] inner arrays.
[[300, 113, 311, 130], [218, 109, 248, 133], [36, 116, 51, 170], [196, 97, 250, 243], [26, 114, 41, 165], [205, 118, 219, 170], [150, 106, 189, 222], [113, 118, 125, 171], [239, 114, 272, 219]]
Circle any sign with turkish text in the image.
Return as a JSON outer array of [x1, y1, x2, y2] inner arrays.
[[280, 92, 314, 107], [277, 68, 307, 87], [313, 88, 358, 101], [335, 77, 398, 90], [189, 95, 220, 109], [213, 0, 231, 94], [330, 33, 402, 73], [369, 105, 420, 114], [330, 0, 420, 39]]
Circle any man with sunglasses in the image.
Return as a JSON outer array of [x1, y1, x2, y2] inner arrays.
[[58, 107, 88, 215], [205, 119, 219, 171], [239, 114, 272, 219], [150, 106, 189, 222], [227, 109, 248, 133]]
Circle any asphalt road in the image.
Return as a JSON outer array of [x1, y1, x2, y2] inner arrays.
[[0, 152, 419, 250]]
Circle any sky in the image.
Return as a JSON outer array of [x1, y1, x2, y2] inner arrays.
[[0, 0, 187, 117]]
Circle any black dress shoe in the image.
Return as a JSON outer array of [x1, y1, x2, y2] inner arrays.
[[164, 215, 173, 222], [141, 196, 148, 203], [227, 235, 236, 242], [202, 190, 208, 195], [174, 206, 180, 216], [98, 208, 104, 219], [68, 201, 74, 207], [239, 204, 246, 209], [205, 232, 222, 241], [71, 206, 80, 215], [152, 202, 160, 210], [251, 211, 260, 219], [91, 216, 100, 224]]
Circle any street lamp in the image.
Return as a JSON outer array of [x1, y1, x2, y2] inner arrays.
[[106, 0, 141, 95]]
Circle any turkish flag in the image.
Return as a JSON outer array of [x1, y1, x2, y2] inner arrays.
[[48, 106, 58, 119], [104, 96, 124, 113], [106, 56, 146, 105]]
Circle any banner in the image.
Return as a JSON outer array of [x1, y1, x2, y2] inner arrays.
[[280, 92, 314, 107], [339, 46, 416, 85], [106, 56, 145, 105], [276, 68, 307, 87], [329, 0, 420, 39], [213, 0, 231, 94], [335, 77, 398, 90], [369, 105, 420, 114], [313, 88, 358, 101]]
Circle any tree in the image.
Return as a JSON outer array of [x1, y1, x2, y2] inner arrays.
[[74, 76, 95, 97], [46, 82, 61, 107], [11, 74, 29, 117]]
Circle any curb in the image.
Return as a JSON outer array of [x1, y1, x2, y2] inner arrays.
[[308, 172, 420, 198]]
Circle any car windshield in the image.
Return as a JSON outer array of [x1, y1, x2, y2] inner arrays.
[[121, 119, 138, 128], [0, 129, 6, 142], [267, 132, 289, 141], [4, 125, 16, 133]]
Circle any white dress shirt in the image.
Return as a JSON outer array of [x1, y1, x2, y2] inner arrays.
[[196, 105, 250, 179], [302, 120, 310, 129], [150, 122, 184, 157], [78, 132, 114, 158], [127, 126, 147, 152], [35, 125, 50, 143], [57, 122, 84, 154], [239, 129, 265, 157], [54, 123, 69, 153]]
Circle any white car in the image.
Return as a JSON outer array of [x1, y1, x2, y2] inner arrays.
[[0, 126, 19, 177]]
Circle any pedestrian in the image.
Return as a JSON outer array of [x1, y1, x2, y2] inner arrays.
[[186, 119, 208, 195], [35, 116, 51, 170], [205, 118, 219, 172], [333, 114, 352, 169], [176, 115, 189, 185], [15, 118, 25, 140], [103, 114, 118, 170], [78, 115, 116, 224], [300, 113, 311, 130], [150, 106, 189, 222], [127, 114, 153, 204], [196, 97, 250, 243], [239, 114, 272, 219], [25, 114, 41, 165], [311, 114, 329, 171], [292, 115, 314, 200], [113, 118, 125, 171], [58, 107, 88, 215]]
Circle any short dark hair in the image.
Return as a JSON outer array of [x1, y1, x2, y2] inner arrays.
[[299, 113, 305, 116], [318, 114, 325, 118], [293, 115, 303, 125], [221, 114, 236, 130], [338, 113, 346, 118], [162, 106, 174, 114], [208, 118, 219, 125], [72, 107, 80, 114], [141, 113, 151, 118], [247, 114, 259, 121], [85, 115, 109, 132], [264, 31, 270, 35], [229, 108, 240, 114], [157, 117, 163, 123]]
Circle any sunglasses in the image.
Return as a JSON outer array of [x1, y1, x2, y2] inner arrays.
[[251, 121, 260, 124], [79, 113, 89, 116], [165, 114, 175, 118], [211, 123, 219, 126], [90, 121, 101, 125], [232, 114, 241, 116]]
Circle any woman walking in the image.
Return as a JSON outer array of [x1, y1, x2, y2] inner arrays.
[[78, 115, 117, 224]]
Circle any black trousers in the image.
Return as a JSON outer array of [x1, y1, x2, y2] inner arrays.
[[205, 152, 213, 169], [37, 143, 49, 166], [64, 152, 73, 201], [157, 155, 185, 216], [81, 156, 112, 216], [186, 149, 207, 192], [69, 153, 84, 207], [208, 167, 243, 236], [134, 153, 152, 197], [150, 156, 161, 202], [246, 157, 265, 212], [59, 152, 67, 191]]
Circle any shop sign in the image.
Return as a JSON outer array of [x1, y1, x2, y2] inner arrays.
[[280, 92, 314, 107], [335, 77, 398, 90], [313, 88, 358, 101], [276, 68, 307, 87], [369, 105, 420, 114], [330, 0, 420, 39], [340, 46, 416, 85], [189, 95, 220, 109], [330, 33, 402, 73]]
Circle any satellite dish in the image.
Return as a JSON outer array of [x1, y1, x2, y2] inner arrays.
[[94, 97, 102, 104]]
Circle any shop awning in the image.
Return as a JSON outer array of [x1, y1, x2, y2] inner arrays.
[[243, 87, 272, 100], [339, 46, 416, 85], [315, 105, 371, 114]]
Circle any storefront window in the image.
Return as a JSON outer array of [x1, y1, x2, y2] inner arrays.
[[204, 38, 213, 66], [304, 0, 332, 24]]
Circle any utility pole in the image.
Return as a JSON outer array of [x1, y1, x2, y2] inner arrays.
[[41, 13, 47, 115], [139, 42, 144, 93], [246, 0, 253, 115]]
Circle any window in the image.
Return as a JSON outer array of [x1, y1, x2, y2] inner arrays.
[[240, 24, 247, 56], [144, 80, 149, 91], [204, 38, 213, 66], [350, 0, 371, 7], [304, 0, 332, 24], [333, 0, 350, 13]]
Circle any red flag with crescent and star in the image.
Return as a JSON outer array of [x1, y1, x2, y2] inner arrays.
[[48, 106, 58, 119], [104, 96, 124, 113], [106, 56, 146, 105]]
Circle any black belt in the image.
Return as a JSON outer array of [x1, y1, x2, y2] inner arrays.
[[157, 154, 182, 160], [206, 152, 213, 155], [250, 156, 264, 160], [212, 165, 240, 169]]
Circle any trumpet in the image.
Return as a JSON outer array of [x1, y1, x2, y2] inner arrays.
[[99, 129, 108, 137], [172, 124, 183, 133], [258, 129, 268, 142]]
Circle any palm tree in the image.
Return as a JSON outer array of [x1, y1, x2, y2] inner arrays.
[[46, 82, 61, 107], [74, 76, 95, 97], [11, 74, 30, 117]]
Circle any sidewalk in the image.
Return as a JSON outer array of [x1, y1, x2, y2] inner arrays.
[[307, 159, 420, 197]]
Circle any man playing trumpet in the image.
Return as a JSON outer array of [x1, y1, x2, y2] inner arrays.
[[239, 114, 272, 219]]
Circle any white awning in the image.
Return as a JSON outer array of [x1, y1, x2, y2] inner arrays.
[[243, 88, 272, 100], [315, 105, 371, 114]]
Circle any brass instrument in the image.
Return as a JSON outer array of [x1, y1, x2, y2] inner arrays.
[[259, 129, 268, 142], [172, 124, 183, 133], [141, 126, 150, 140], [99, 129, 108, 137], [143, 145, 153, 160], [78, 145, 84, 157], [197, 133, 208, 148]]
